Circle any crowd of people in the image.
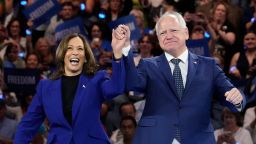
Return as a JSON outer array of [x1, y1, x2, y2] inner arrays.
[[0, 0, 256, 143]]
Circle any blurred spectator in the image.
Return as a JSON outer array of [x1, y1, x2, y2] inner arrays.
[[25, 52, 51, 79], [34, 37, 55, 71], [5, 92, 23, 123], [113, 116, 137, 144], [109, 102, 136, 141], [0, 24, 9, 60], [110, 102, 137, 144], [183, 11, 195, 34], [6, 18, 31, 54], [190, 25, 206, 40], [129, 7, 146, 35], [119, 102, 136, 119], [195, 0, 211, 6], [207, 1, 236, 73], [3, 0, 17, 28], [44, 1, 76, 46], [100, 0, 109, 11], [0, 70, 6, 92], [229, 31, 256, 81], [214, 108, 253, 144], [243, 106, 256, 144], [184, 10, 212, 40], [98, 52, 112, 70], [196, 0, 243, 35], [141, 0, 177, 29], [133, 34, 154, 66], [213, 53, 225, 69], [0, 0, 4, 23], [105, 0, 126, 22], [71, 0, 84, 16], [243, 0, 256, 33], [88, 22, 112, 60], [3, 42, 26, 68], [25, 52, 41, 69], [0, 99, 17, 143]]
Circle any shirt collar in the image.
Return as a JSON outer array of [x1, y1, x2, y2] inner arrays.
[[165, 49, 188, 63]]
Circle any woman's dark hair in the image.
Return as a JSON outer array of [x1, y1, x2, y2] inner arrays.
[[6, 18, 21, 37], [221, 107, 242, 126], [5, 43, 18, 57], [49, 33, 98, 80], [88, 22, 111, 40], [211, 1, 229, 18]]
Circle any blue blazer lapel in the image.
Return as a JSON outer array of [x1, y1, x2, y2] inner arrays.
[[184, 52, 198, 97], [72, 75, 89, 122], [157, 54, 179, 98], [51, 79, 70, 127]]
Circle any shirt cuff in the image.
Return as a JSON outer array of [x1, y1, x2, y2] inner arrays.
[[122, 45, 131, 56], [235, 102, 242, 112]]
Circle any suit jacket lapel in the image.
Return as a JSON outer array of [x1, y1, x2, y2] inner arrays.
[[184, 52, 198, 97], [157, 54, 179, 98], [72, 75, 89, 122], [51, 79, 70, 126]]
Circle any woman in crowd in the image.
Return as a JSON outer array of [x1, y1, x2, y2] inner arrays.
[[229, 31, 256, 80], [214, 108, 253, 144]]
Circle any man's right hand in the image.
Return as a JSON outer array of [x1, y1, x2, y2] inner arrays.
[[111, 24, 131, 58]]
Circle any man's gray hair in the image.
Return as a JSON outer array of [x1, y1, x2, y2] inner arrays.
[[155, 11, 187, 35]]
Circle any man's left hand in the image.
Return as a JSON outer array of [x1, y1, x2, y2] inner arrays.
[[224, 88, 243, 105]]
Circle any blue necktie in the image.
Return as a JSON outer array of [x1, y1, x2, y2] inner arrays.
[[171, 59, 184, 99], [171, 59, 184, 143]]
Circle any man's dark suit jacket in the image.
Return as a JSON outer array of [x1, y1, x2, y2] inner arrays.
[[125, 51, 246, 144]]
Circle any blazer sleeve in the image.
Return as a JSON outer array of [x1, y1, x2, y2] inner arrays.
[[124, 50, 147, 92], [213, 60, 246, 112], [14, 81, 46, 143], [101, 57, 126, 100]]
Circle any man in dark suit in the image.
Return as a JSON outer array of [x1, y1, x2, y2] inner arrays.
[[112, 11, 245, 144]]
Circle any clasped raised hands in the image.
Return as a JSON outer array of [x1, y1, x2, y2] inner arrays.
[[111, 24, 130, 59]]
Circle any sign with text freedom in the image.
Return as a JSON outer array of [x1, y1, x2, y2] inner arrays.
[[23, 0, 61, 28], [4, 68, 40, 93]]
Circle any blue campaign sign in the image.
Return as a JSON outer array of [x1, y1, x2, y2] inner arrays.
[[23, 0, 61, 28], [4, 68, 41, 93], [55, 17, 88, 42], [108, 15, 141, 40], [186, 38, 210, 57]]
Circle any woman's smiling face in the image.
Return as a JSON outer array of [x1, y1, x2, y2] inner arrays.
[[64, 36, 85, 76]]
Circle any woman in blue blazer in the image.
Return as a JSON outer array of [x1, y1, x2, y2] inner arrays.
[[14, 33, 125, 144]]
